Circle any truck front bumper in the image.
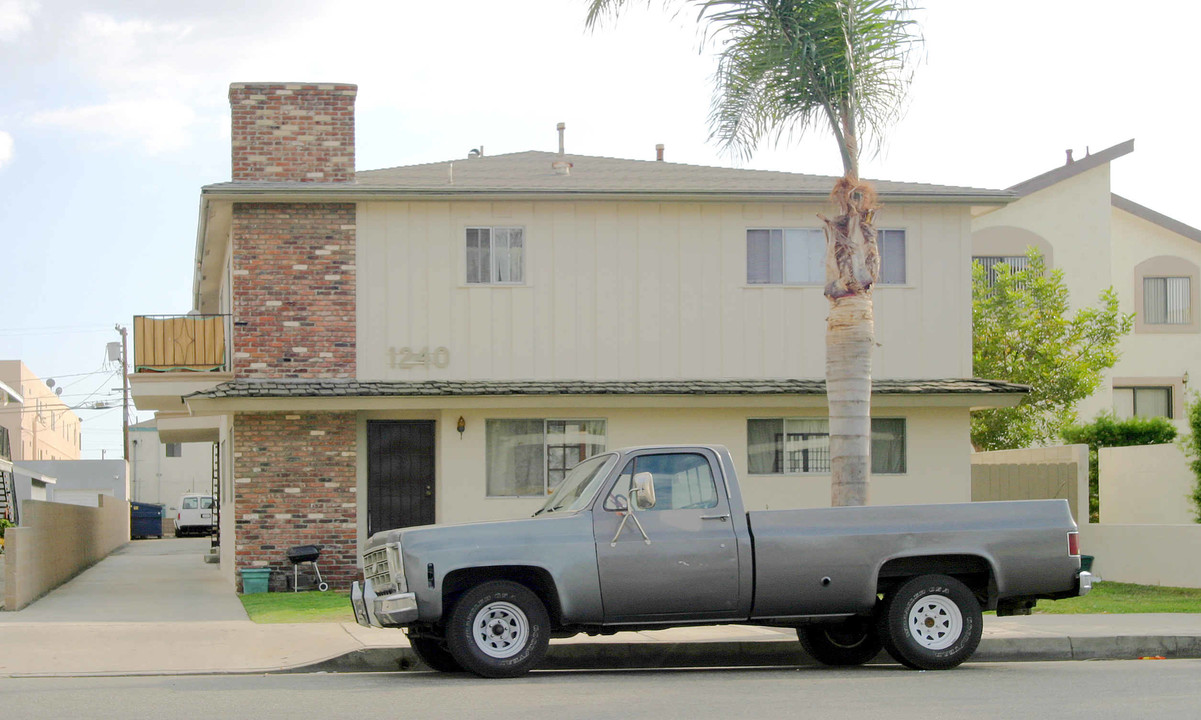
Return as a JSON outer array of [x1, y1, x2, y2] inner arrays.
[[350, 580, 418, 628]]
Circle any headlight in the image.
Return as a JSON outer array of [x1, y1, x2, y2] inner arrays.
[[385, 542, 407, 593]]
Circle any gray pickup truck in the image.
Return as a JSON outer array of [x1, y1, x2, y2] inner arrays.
[[351, 445, 1090, 678]]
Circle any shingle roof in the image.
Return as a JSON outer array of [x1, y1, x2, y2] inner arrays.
[[202, 151, 1012, 202], [1008, 139, 1134, 197], [188, 378, 1028, 400]]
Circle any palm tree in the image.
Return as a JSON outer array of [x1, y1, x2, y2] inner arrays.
[[587, 0, 921, 505]]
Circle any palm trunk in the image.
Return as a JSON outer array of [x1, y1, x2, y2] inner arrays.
[[822, 177, 880, 507]]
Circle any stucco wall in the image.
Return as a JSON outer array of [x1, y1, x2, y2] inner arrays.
[[357, 200, 975, 383], [1081, 523, 1201, 588], [1108, 205, 1201, 431], [2, 495, 130, 611], [130, 423, 214, 511], [972, 166, 1116, 422], [1100, 444, 1196, 525]]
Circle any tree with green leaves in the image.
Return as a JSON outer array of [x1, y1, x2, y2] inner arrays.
[[972, 251, 1133, 451], [586, 0, 922, 506], [1183, 396, 1201, 522]]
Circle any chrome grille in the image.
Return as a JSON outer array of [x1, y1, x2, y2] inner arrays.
[[364, 547, 391, 588]]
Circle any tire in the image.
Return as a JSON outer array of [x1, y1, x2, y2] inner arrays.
[[445, 580, 550, 678], [878, 574, 983, 671], [174, 527, 182, 538], [409, 636, 463, 673], [797, 616, 883, 666]]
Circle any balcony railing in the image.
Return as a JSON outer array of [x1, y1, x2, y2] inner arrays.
[[133, 314, 231, 373]]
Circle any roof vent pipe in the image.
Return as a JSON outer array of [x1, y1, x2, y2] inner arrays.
[[1065, 149, 1074, 165], [557, 122, 565, 155], [656, 144, 664, 162]]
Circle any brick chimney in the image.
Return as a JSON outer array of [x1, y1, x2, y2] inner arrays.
[[229, 83, 357, 182]]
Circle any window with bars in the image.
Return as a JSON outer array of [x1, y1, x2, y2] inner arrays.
[[974, 255, 1030, 287], [747, 229, 906, 285], [748, 418, 907, 475], [485, 419, 606, 497], [1143, 277, 1191, 325], [466, 227, 525, 284], [1113, 386, 1173, 419]]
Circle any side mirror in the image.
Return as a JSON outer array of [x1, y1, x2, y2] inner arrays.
[[632, 472, 656, 510]]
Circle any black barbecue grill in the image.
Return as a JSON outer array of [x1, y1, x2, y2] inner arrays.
[[285, 544, 329, 592]]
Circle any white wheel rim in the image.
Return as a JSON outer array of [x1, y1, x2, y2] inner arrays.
[[907, 594, 963, 650], [472, 601, 529, 659]]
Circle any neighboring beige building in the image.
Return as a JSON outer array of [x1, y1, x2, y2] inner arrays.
[[130, 83, 1026, 587], [0, 360, 82, 462], [129, 419, 214, 514], [972, 140, 1201, 430]]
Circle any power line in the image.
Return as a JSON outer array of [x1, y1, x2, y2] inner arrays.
[[0, 325, 114, 338]]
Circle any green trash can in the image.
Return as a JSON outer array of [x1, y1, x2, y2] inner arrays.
[[1080, 555, 1095, 573], [241, 567, 272, 594]]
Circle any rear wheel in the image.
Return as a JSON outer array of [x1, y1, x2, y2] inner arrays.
[[445, 580, 550, 678], [797, 616, 882, 666], [878, 574, 982, 671], [408, 636, 462, 673]]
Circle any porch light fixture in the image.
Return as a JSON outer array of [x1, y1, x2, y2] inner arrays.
[[457, 416, 466, 438]]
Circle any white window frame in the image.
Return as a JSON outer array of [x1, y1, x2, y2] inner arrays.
[[747, 228, 906, 286], [466, 226, 526, 285], [747, 417, 907, 475], [485, 418, 606, 498]]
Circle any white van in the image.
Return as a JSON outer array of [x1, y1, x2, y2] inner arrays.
[[174, 494, 214, 537]]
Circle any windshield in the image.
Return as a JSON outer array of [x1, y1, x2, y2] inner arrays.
[[534, 453, 618, 516]]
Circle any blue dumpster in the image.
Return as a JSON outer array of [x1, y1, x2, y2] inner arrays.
[[130, 502, 164, 539]]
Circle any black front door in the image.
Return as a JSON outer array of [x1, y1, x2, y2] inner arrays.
[[367, 421, 436, 535]]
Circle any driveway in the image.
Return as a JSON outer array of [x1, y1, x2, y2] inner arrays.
[[0, 538, 247, 623]]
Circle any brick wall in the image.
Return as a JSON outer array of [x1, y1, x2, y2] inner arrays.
[[233, 412, 358, 590], [232, 202, 356, 377], [229, 83, 356, 183]]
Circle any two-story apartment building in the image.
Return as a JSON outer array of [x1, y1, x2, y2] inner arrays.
[[972, 140, 1201, 430], [130, 83, 1025, 589]]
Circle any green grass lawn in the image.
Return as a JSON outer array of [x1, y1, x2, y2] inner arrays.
[[240, 590, 355, 623], [238, 581, 1201, 623], [1034, 581, 1201, 614]]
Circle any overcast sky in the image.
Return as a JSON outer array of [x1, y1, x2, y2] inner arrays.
[[2, 0, 1197, 458]]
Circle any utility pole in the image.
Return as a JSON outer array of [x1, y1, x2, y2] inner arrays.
[[116, 324, 130, 462]]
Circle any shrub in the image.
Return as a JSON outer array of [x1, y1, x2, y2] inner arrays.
[[1184, 397, 1201, 523], [1061, 413, 1178, 522]]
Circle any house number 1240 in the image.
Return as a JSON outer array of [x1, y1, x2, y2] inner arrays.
[[388, 346, 450, 369]]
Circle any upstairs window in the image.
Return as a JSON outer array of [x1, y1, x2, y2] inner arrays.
[[1143, 277, 1191, 325], [974, 255, 1030, 288], [748, 228, 905, 285], [165, 443, 182, 458], [466, 227, 524, 284]]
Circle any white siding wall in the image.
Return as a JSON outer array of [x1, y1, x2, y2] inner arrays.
[[356, 200, 973, 382]]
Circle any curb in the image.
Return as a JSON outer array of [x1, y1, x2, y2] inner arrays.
[[281, 635, 1201, 674]]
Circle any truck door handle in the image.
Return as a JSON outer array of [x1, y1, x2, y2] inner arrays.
[[701, 514, 730, 522]]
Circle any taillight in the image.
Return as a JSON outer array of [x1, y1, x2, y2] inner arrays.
[[1068, 532, 1080, 556], [178, 512, 182, 521]]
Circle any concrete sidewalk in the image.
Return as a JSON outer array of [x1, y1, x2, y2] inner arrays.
[[2, 539, 1199, 677]]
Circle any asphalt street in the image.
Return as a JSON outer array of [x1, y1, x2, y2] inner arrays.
[[2, 660, 1198, 720]]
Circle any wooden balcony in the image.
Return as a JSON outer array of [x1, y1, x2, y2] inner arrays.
[[129, 315, 233, 414], [134, 315, 229, 373]]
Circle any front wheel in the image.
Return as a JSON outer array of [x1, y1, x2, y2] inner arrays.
[[877, 574, 983, 671], [797, 616, 882, 666], [445, 580, 550, 678], [409, 636, 463, 673]]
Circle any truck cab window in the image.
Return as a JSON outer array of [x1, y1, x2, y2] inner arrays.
[[605, 453, 718, 511]]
